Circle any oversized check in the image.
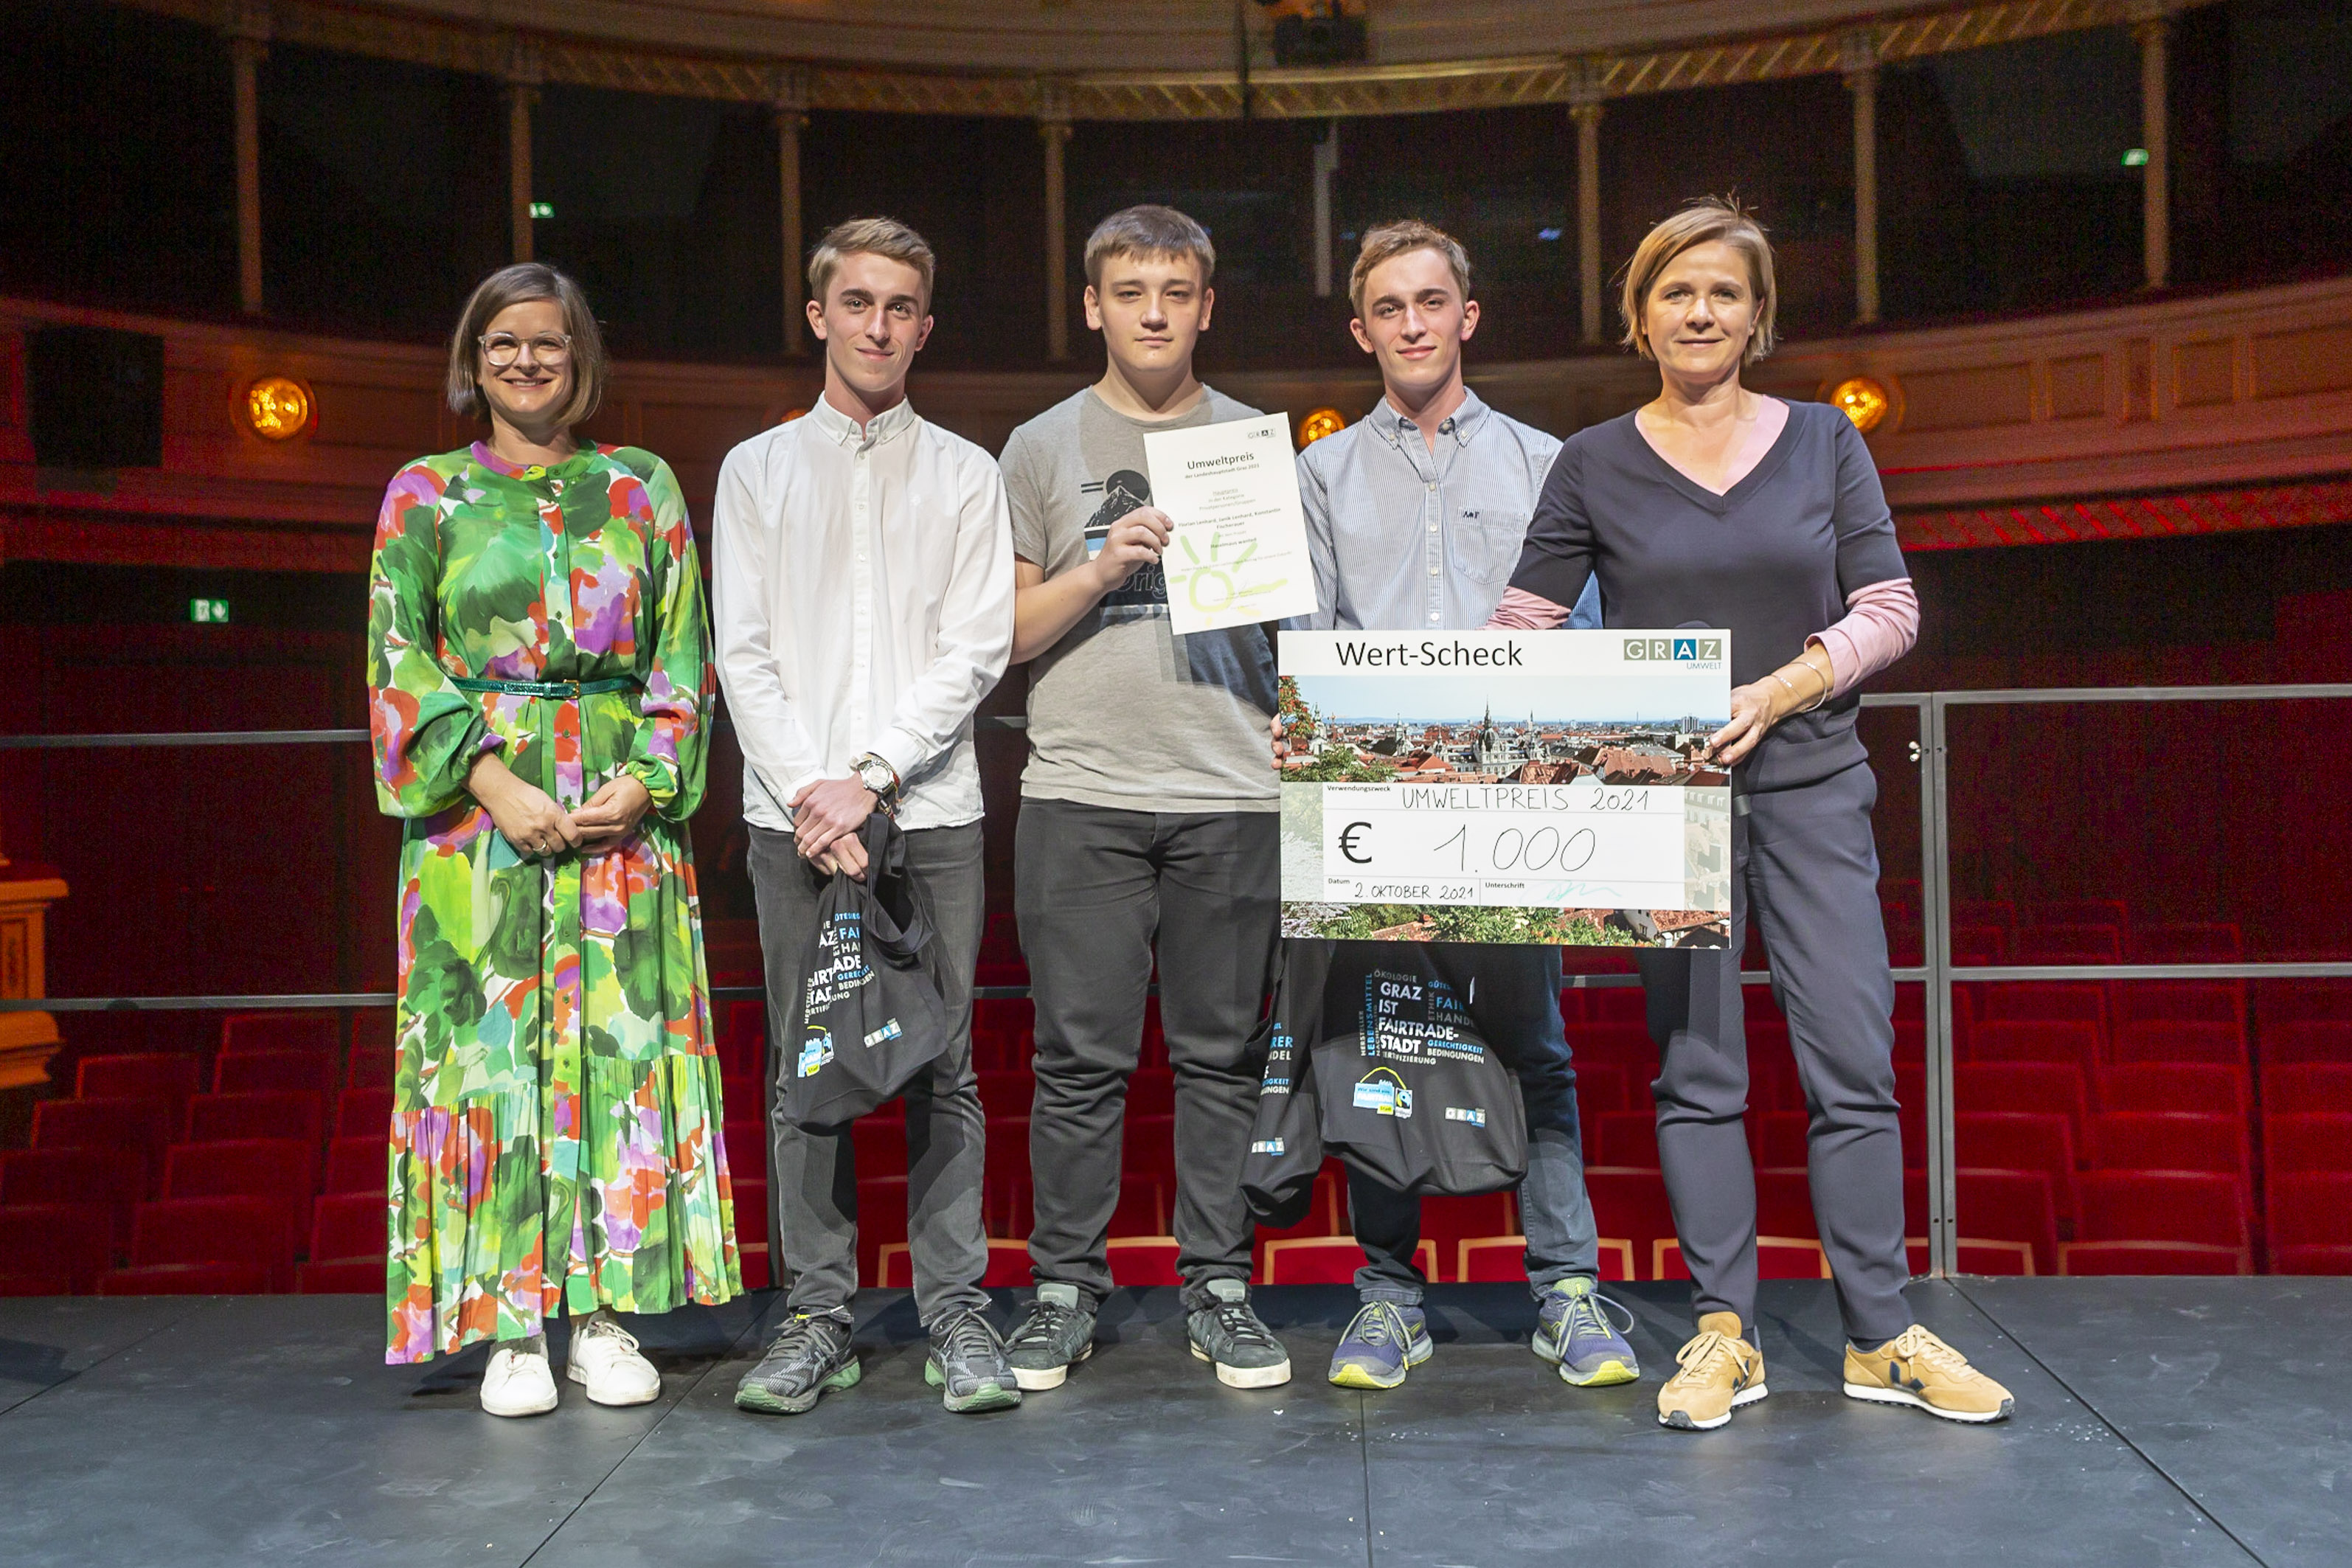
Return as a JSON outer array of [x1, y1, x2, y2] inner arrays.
[[1277, 629, 1732, 947], [1142, 413, 1319, 635]]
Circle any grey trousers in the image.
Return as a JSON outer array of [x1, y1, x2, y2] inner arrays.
[[1633, 760, 1913, 1347], [748, 820, 989, 1331], [1347, 943, 1602, 1305], [1016, 799, 1278, 1305]]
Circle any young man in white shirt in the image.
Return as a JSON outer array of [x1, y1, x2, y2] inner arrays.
[[996, 206, 1291, 1391], [1291, 221, 1633, 1393], [713, 217, 1019, 1415]]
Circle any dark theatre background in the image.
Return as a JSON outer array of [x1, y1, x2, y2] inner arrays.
[[1, 0, 2349, 1302]]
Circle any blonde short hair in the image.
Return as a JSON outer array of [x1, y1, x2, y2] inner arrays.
[[808, 216, 937, 311], [1084, 204, 1216, 290], [1349, 220, 1471, 318], [1619, 197, 1778, 364], [445, 263, 606, 426]]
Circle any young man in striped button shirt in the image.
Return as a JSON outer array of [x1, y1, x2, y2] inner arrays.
[[1289, 220, 1630, 1393]]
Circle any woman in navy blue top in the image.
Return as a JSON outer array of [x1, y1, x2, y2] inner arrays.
[[1493, 199, 2014, 1432]]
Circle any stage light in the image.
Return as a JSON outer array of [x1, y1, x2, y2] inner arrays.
[[243, 375, 313, 441], [779, 406, 809, 424], [1828, 376, 1892, 434], [1297, 407, 1347, 448], [2122, 148, 2149, 167], [1537, 227, 1564, 241]]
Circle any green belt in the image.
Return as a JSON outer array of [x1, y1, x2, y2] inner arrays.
[[451, 676, 636, 699]]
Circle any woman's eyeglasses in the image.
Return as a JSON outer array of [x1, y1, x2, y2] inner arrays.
[[479, 333, 572, 368]]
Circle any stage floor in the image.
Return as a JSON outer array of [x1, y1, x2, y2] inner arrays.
[[0, 1277, 2341, 1567]]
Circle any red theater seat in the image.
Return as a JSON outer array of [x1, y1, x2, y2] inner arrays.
[[1110, 1175, 1171, 1238], [1904, 1237, 2037, 1276], [2271, 1174, 2352, 1274], [974, 1069, 1034, 1118], [296, 1192, 384, 1292], [0, 1147, 145, 1249], [1967, 1021, 2101, 1075], [2058, 1241, 2249, 1275], [215, 1050, 338, 1097], [718, 998, 768, 1083], [852, 1118, 908, 1174], [1949, 926, 2006, 965], [1748, 1048, 1802, 1114], [1122, 1115, 1175, 1177], [1980, 983, 2108, 1034], [344, 1041, 394, 1089], [1954, 900, 2015, 931], [1573, 1062, 1629, 1117], [1260, 1235, 1439, 1286], [220, 1013, 339, 1057], [1577, 1023, 1653, 1066], [1586, 989, 1648, 1027], [1953, 1169, 2061, 1275], [1593, 1111, 1659, 1169], [2116, 981, 2247, 1032], [2126, 924, 2242, 962], [2078, 1170, 2247, 1250], [97, 1261, 273, 1295], [2263, 1064, 2352, 1114], [1955, 1061, 2089, 1142], [1752, 1111, 1810, 1170], [2262, 1114, 2352, 1182], [1755, 1168, 1816, 1238], [2266, 1021, 2352, 1065], [1458, 1235, 1635, 1283], [2112, 1022, 2244, 1066], [1125, 1070, 1174, 1120], [31, 1097, 173, 1195], [115, 1195, 293, 1291], [1955, 1114, 2078, 1221], [2011, 926, 2122, 965], [74, 1053, 201, 1123], [2099, 1064, 2247, 1117], [722, 1120, 768, 1183], [0, 1204, 113, 1293], [2088, 1114, 2247, 1182], [1255, 1164, 1348, 1249], [985, 1117, 1032, 1186], [875, 1238, 1030, 1289], [185, 1091, 325, 1149], [324, 1137, 381, 1193], [1106, 1235, 1182, 1286], [2023, 901, 2127, 931], [854, 1176, 910, 1286], [162, 1139, 316, 1252], [335, 1087, 394, 1139], [1416, 1193, 1517, 1263]]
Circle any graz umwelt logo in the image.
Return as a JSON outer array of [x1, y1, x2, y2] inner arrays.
[[1623, 636, 1723, 662], [797, 1025, 834, 1078]]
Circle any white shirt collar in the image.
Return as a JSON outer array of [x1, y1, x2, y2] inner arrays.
[[808, 393, 920, 448]]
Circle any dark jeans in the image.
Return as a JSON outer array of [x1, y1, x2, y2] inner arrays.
[[1016, 799, 1278, 1305], [748, 820, 989, 1331], [1634, 762, 1913, 1347], [1347, 943, 1601, 1305]]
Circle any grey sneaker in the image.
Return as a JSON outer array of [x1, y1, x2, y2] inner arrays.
[[925, 1307, 1023, 1413], [734, 1311, 859, 1415], [1185, 1278, 1291, 1389], [1327, 1300, 1432, 1390], [1532, 1277, 1641, 1387], [1006, 1282, 1097, 1391]]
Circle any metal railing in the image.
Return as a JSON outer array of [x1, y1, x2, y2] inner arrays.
[[6, 684, 2352, 1278]]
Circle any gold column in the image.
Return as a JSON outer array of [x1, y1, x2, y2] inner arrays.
[[2133, 7, 2174, 289], [0, 832, 68, 1089], [226, 3, 269, 316], [1571, 101, 1605, 346], [1039, 83, 1074, 362], [505, 40, 541, 265], [1843, 33, 1881, 325], [775, 66, 811, 355]]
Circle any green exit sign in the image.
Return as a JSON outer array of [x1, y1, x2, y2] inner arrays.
[[190, 598, 229, 624]]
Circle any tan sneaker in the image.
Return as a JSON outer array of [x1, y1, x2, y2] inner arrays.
[[1843, 1325, 2015, 1423], [1657, 1312, 1768, 1430]]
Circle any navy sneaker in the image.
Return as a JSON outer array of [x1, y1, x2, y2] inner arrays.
[[924, 1306, 1023, 1413], [1327, 1300, 1432, 1390], [1532, 1277, 1641, 1387]]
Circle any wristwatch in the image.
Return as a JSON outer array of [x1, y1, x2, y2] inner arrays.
[[850, 752, 901, 816]]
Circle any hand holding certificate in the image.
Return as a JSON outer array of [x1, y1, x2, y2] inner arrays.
[[1142, 413, 1319, 634]]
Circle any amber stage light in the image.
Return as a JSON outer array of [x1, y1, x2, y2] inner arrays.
[[1828, 376, 1893, 434], [243, 376, 313, 441], [779, 406, 810, 424], [1297, 406, 1347, 448]]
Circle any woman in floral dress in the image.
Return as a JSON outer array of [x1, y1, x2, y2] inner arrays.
[[367, 263, 739, 1416]]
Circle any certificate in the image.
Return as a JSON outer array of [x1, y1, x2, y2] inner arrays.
[[1142, 413, 1319, 634], [1277, 629, 1734, 946]]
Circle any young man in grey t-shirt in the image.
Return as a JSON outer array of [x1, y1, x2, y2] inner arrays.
[[997, 206, 1289, 1392]]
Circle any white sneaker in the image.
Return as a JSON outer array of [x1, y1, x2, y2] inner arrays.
[[481, 1335, 558, 1418], [567, 1311, 662, 1406]]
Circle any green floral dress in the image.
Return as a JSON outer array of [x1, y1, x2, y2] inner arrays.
[[367, 440, 740, 1364]]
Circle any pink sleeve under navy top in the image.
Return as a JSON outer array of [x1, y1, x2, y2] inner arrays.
[[1505, 399, 1910, 792]]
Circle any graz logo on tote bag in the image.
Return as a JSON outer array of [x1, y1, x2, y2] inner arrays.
[[779, 814, 951, 1128]]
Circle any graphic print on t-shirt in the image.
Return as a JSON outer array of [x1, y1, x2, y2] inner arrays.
[[1080, 469, 1168, 612]]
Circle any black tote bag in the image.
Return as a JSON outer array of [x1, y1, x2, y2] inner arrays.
[[1241, 939, 1335, 1227], [777, 814, 951, 1128]]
